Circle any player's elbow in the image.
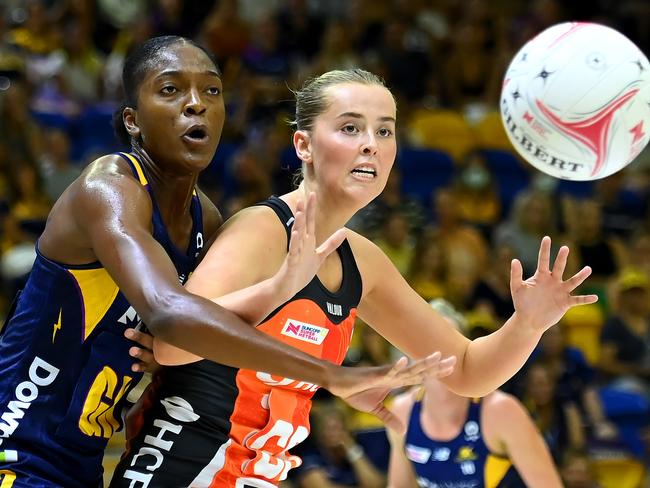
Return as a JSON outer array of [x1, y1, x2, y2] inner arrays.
[[140, 293, 185, 341], [441, 374, 495, 398]]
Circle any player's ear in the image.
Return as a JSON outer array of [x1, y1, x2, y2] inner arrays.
[[123, 107, 141, 140], [293, 130, 312, 165]]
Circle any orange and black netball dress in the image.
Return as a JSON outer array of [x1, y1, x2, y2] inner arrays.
[[110, 196, 363, 488]]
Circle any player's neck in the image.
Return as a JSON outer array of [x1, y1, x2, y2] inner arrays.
[[284, 185, 355, 245], [422, 382, 469, 421], [132, 145, 197, 219], [421, 387, 470, 439]]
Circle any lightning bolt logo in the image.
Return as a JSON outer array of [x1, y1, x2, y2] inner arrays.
[[52, 309, 62, 343]]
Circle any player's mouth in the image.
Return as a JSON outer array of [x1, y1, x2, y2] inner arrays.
[[181, 124, 209, 145], [351, 164, 377, 180]]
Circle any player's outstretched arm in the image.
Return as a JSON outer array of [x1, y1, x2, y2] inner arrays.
[[354, 234, 597, 397], [483, 392, 563, 488], [65, 169, 361, 391], [66, 171, 449, 398]]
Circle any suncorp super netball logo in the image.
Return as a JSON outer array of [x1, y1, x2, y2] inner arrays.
[[281, 319, 329, 345]]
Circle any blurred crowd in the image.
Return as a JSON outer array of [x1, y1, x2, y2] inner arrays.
[[0, 0, 649, 487]]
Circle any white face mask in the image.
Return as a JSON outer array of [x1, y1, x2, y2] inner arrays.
[[462, 166, 489, 189]]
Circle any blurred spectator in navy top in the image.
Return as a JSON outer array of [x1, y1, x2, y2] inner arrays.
[[289, 403, 385, 488]]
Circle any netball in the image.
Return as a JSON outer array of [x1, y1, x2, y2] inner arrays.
[[501, 22, 650, 180]]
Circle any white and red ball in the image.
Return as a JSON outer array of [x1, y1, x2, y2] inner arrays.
[[500, 22, 650, 180]]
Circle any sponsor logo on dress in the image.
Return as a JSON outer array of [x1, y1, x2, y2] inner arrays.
[[326, 302, 343, 316], [120, 396, 199, 487], [463, 421, 480, 441], [0, 357, 60, 451], [281, 319, 329, 345], [405, 444, 431, 464], [432, 447, 451, 461]]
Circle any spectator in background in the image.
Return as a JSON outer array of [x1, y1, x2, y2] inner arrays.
[[594, 171, 645, 238], [560, 449, 602, 488], [443, 5, 496, 109], [562, 198, 625, 285], [57, 19, 104, 104], [407, 230, 447, 302], [199, 0, 251, 67], [535, 326, 618, 441], [222, 146, 272, 218], [39, 128, 82, 202], [149, 0, 195, 38], [291, 403, 386, 488], [0, 211, 36, 299], [376, 16, 432, 103], [309, 21, 362, 75], [6, 0, 61, 58], [240, 14, 292, 124], [0, 78, 43, 168], [373, 210, 416, 276], [0, 143, 11, 212], [1, 160, 51, 298], [103, 16, 155, 102], [430, 187, 489, 301], [465, 240, 515, 323], [275, 0, 325, 65], [451, 150, 501, 235], [349, 166, 425, 239], [8, 162, 51, 238], [523, 363, 587, 462], [626, 231, 650, 279], [495, 189, 559, 276], [598, 270, 650, 395]]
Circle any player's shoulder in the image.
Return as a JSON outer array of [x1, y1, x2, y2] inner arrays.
[[205, 199, 292, 256], [59, 153, 151, 221], [482, 390, 528, 422], [227, 201, 289, 234], [346, 228, 398, 280], [345, 228, 384, 258], [76, 153, 148, 195]]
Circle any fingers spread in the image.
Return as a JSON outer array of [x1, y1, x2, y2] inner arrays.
[[564, 266, 592, 291], [317, 228, 347, 259], [536, 236, 552, 273], [390, 356, 409, 375], [552, 245, 569, 277], [436, 356, 457, 378], [570, 293, 599, 306], [388, 352, 457, 387], [510, 258, 523, 289]]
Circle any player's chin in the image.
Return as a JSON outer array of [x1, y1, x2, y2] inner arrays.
[[179, 145, 217, 170], [345, 185, 382, 208]]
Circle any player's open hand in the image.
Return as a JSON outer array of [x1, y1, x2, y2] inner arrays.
[[329, 353, 457, 433], [276, 192, 347, 300], [511, 236, 598, 332]]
